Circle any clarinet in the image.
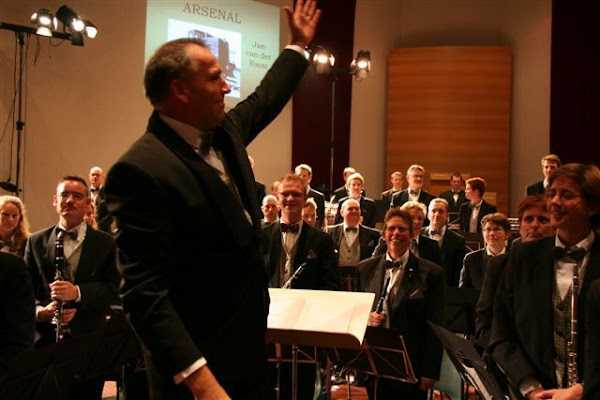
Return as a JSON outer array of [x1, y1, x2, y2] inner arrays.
[[53, 230, 66, 342], [375, 276, 391, 313], [566, 264, 580, 387]]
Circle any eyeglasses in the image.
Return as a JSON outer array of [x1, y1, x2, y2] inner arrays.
[[58, 191, 87, 201]]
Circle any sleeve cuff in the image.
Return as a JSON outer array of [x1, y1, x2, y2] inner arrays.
[[173, 357, 207, 385], [285, 44, 309, 60], [519, 377, 543, 397], [75, 285, 82, 303], [35, 305, 45, 321]]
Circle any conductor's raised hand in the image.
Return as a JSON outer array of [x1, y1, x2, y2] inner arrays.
[[284, 0, 321, 48]]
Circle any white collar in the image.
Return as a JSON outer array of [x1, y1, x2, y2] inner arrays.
[[386, 249, 410, 266], [485, 246, 506, 256], [555, 230, 595, 252], [159, 113, 204, 149]]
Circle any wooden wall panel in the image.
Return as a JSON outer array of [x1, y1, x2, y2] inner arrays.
[[387, 47, 512, 214]]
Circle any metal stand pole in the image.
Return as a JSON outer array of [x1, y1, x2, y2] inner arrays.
[[291, 345, 299, 400]]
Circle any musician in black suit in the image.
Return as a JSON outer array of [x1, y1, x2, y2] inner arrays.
[[261, 194, 279, 228], [0, 252, 35, 369], [439, 171, 467, 214], [459, 213, 509, 291], [459, 177, 497, 233], [372, 201, 443, 267], [262, 174, 338, 399], [526, 154, 561, 196], [423, 198, 467, 287], [331, 166, 356, 203], [359, 208, 445, 399], [391, 164, 435, 209], [490, 163, 600, 400], [103, 4, 320, 398], [25, 176, 119, 399], [327, 198, 380, 266], [88, 166, 112, 233], [380, 170, 404, 208], [475, 197, 553, 351], [295, 163, 326, 228], [335, 172, 377, 227]]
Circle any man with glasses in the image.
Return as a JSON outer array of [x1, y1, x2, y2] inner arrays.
[[24, 176, 119, 399]]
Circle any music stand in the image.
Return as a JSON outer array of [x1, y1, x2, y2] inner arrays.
[[332, 326, 417, 400], [428, 322, 507, 400], [267, 288, 374, 400], [445, 287, 480, 335]]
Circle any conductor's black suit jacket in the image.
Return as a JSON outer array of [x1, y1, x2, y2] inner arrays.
[[104, 49, 309, 385]]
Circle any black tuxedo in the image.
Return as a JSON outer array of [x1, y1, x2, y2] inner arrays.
[[585, 280, 600, 399], [93, 186, 112, 233], [104, 48, 309, 396], [474, 253, 508, 351], [255, 181, 267, 211], [423, 227, 467, 287], [0, 253, 35, 368], [332, 186, 366, 204], [490, 236, 600, 390], [458, 201, 497, 233], [526, 180, 545, 196], [459, 248, 503, 291], [326, 223, 380, 263], [358, 254, 445, 380], [24, 225, 119, 343], [307, 187, 326, 228], [380, 188, 400, 208], [335, 195, 377, 227], [439, 190, 467, 214], [262, 221, 338, 290], [391, 189, 435, 209]]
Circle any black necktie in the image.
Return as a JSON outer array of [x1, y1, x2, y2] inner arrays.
[[280, 223, 300, 234], [554, 246, 586, 262], [57, 228, 77, 241]]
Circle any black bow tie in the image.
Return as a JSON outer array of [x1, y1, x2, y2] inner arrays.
[[430, 229, 442, 236], [409, 190, 418, 196], [57, 228, 78, 241], [280, 223, 300, 234], [384, 260, 402, 270], [90, 187, 100, 193], [554, 246, 586, 262], [345, 227, 358, 233]]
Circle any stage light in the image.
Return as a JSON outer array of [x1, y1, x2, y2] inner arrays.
[[83, 20, 97, 39], [56, 5, 84, 32], [311, 47, 335, 74], [350, 50, 371, 80], [30, 9, 57, 37]]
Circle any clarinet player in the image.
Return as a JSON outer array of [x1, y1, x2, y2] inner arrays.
[[24, 176, 119, 399], [490, 164, 600, 400]]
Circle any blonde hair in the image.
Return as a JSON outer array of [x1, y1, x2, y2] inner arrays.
[[0, 195, 31, 256]]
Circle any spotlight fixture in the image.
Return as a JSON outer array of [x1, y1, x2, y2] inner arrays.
[[56, 5, 84, 32], [312, 47, 335, 75], [350, 50, 371, 80], [83, 20, 97, 39], [30, 8, 57, 37]]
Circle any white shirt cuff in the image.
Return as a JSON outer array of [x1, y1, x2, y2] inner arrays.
[[285, 44, 309, 59], [173, 357, 207, 385], [75, 285, 82, 302], [519, 377, 543, 397], [35, 305, 45, 321]]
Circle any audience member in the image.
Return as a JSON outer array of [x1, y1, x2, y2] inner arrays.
[[0, 195, 30, 258], [359, 208, 444, 400], [459, 177, 497, 233], [335, 172, 376, 227], [526, 154, 561, 196], [327, 198, 380, 266], [0, 252, 35, 370], [439, 172, 467, 214], [423, 198, 467, 287], [295, 163, 326, 228], [391, 164, 435, 209], [459, 213, 509, 290], [380, 171, 404, 207], [24, 176, 120, 399], [490, 163, 600, 400]]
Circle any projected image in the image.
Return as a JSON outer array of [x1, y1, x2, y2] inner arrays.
[[168, 19, 242, 98]]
